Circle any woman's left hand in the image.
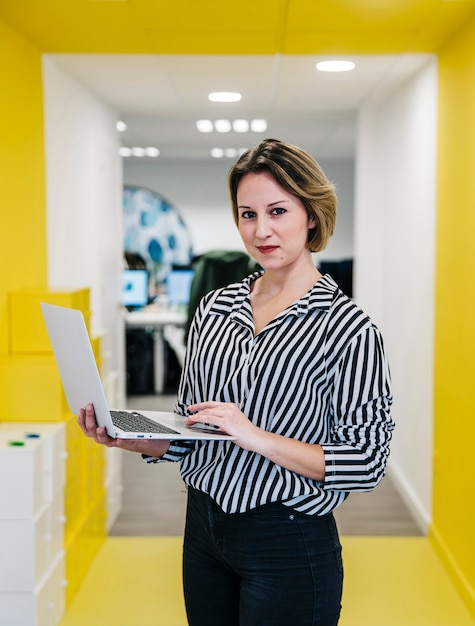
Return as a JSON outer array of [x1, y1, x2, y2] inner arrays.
[[186, 401, 326, 481], [185, 401, 261, 451]]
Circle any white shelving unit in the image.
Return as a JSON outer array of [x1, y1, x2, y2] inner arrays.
[[0, 422, 67, 626]]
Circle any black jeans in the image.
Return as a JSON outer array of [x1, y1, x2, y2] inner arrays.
[[182, 487, 343, 626]]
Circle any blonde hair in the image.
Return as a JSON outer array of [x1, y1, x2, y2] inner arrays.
[[228, 138, 337, 252]]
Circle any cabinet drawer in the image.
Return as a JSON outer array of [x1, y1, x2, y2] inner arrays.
[[0, 552, 66, 626], [0, 422, 66, 516], [0, 505, 50, 592], [0, 434, 45, 519]]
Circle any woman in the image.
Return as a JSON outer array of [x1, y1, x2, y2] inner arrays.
[[80, 138, 394, 626]]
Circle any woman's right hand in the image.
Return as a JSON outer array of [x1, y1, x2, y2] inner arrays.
[[78, 403, 171, 457]]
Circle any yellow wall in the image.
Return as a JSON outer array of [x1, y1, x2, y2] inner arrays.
[[0, 21, 107, 605], [432, 14, 475, 615], [1, 2, 475, 617], [0, 19, 47, 358]]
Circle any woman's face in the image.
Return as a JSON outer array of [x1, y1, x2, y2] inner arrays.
[[236, 172, 316, 272]]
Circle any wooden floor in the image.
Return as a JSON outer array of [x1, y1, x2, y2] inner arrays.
[[110, 394, 422, 537]]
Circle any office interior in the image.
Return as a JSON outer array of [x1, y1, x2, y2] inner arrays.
[[0, 1, 474, 624]]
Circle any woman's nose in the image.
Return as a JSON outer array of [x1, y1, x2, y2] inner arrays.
[[255, 215, 271, 238]]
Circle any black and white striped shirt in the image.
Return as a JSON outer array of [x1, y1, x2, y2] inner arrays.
[[147, 273, 395, 516]]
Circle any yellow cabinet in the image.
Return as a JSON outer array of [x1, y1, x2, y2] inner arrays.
[[9, 288, 90, 354]]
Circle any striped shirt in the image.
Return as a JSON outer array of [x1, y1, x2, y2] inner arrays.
[[146, 272, 395, 516]]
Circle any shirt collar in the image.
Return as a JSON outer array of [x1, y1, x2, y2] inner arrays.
[[229, 271, 338, 319]]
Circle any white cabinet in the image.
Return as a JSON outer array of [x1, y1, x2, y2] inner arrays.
[[0, 422, 66, 626], [102, 369, 123, 532], [105, 446, 123, 531]]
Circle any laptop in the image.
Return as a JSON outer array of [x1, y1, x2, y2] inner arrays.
[[40, 302, 235, 441]]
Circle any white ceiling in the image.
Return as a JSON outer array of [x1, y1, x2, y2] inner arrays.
[[48, 53, 433, 162]]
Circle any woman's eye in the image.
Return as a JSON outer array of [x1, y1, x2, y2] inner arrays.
[[241, 210, 256, 219], [271, 207, 286, 215]]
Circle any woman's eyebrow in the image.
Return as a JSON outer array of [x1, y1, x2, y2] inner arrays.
[[238, 199, 289, 209], [268, 199, 289, 207]]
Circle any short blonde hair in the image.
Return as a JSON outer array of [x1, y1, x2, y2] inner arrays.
[[228, 138, 337, 252]]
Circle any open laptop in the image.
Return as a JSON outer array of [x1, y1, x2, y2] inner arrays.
[[40, 302, 235, 441]]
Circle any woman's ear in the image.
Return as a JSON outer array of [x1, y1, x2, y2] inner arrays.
[[307, 214, 317, 229]]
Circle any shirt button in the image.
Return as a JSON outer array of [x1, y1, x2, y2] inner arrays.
[[289, 514, 295, 521]]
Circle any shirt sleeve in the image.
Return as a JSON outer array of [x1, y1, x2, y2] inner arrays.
[[322, 324, 395, 491], [142, 440, 195, 464]]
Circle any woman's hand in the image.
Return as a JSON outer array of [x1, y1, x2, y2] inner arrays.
[[186, 401, 326, 481], [185, 401, 262, 451], [78, 403, 170, 457]]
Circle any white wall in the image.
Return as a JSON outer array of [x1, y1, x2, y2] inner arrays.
[[42, 52, 436, 534], [41, 56, 353, 398], [42, 57, 125, 388], [355, 56, 437, 531], [123, 158, 355, 261]]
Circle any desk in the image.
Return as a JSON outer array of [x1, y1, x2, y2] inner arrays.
[[125, 307, 186, 393]]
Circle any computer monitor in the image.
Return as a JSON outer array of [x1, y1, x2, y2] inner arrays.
[[166, 269, 195, 306], [121, 269, 149, 309]]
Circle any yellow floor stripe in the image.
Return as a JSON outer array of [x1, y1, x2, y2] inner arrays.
[[59, 536, 474, 626]]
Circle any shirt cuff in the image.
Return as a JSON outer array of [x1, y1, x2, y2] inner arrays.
[[142, 440, 194, 463]]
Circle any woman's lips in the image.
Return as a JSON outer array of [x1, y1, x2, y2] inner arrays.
[[257, 246, 278, 254]]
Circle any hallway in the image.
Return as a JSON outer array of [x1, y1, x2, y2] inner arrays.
[[58, 395, 474, 625], [59, 535, 473, 626], [109, 396, 422, 538]]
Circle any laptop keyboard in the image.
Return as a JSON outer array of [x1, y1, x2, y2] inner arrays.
[[110, 410, 180, 435]]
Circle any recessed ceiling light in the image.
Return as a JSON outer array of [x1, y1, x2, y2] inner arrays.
[[144, 147, 160, 157], [116, 120, 127, 132], [225, 148, 238, 158], [233, 119, 250, 133], [196, 119, 214, 133], [316, 60, 355, 72], [211, 148, 225, 158], [197, 118, 267, 134], [208, 92, 242, 103], [250, 119, 267, 132], [119, 146, 159, 158], [131, 147, 145, 157], [214, 119, 232, 133]]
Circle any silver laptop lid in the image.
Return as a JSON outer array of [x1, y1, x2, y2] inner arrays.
[[40, 302, 117, 436]]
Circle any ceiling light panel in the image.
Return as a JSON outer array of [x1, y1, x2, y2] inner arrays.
[[250, 119, 267, 132], [196, 118, 267, 133], [214, 119, 232, 132], [211, 148, 225, 158], [316, 60, 356, 72], [144, 147, 160, 157], [233, 119, 249, 132], [224, 148, 238, 158], [208, 91, 242, 102], [196, 119, 214, 132], [119, 146, 160, 158], [211, 147, 248, 159]]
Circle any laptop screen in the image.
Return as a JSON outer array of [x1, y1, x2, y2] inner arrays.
[[122, 269, 149, 308], [166, 269, 195, 305]]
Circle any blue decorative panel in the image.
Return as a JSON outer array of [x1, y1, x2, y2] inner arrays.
[[123, 185, 194, 292]]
